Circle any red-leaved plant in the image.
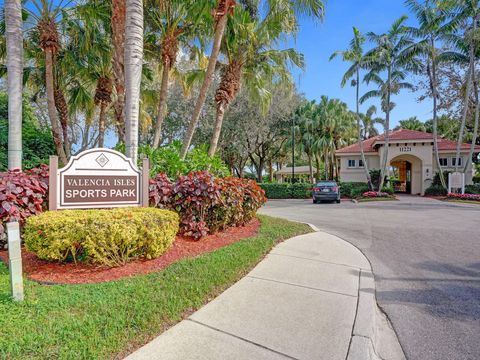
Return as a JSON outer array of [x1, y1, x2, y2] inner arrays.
[[149, 172, 267, 240], [0, 166, 49, 248]]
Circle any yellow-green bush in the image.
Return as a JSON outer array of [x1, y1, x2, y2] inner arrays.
[[24, 207, 179, 267]]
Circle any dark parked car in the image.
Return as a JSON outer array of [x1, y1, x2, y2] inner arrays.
[[313, 181, 341, 204]]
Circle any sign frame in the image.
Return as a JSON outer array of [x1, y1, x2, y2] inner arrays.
[[448, 171, 465, 195], [49, 148, 149, 210]]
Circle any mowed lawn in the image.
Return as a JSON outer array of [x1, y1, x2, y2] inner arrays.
[[0, 215, 311, 360]]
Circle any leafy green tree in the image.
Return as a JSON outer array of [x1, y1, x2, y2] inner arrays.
[[0, 93, 54, 171]]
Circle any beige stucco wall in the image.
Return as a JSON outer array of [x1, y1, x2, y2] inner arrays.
[[338, 142, 476, 194]]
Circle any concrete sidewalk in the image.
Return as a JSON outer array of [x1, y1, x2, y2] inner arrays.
[[125, 229, 405, 360]]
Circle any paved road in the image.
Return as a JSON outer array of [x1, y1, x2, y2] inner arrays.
[[259, 196, 480, 360]]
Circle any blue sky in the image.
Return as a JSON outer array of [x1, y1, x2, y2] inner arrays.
[[289, 0, 432, 128]]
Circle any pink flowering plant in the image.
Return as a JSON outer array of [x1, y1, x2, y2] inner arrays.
[[447, 193, 480, 202], [361, 191, 392, 198]]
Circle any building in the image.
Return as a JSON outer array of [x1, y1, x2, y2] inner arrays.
[[275, 166, 318, 183], [335, 129, 480, 195]]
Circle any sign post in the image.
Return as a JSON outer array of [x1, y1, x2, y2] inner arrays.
[[7, 222, 24, 301], [49, 148, 149, 210], [448, 172, 465, 194]]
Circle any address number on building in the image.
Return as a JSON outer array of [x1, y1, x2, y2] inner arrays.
[[399, 146, 412, 152]]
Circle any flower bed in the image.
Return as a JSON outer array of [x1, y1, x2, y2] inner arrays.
[[361, 191, 393, 198], [447, 193, 480, 202]]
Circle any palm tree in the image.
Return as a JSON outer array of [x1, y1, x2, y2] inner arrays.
[[180, 0, 237, 159], [359, 105, 382, 139], [147, 0, 208, 149], [395, 116, 426, 132], [112, 0, 126, 142], [208, 6, 304, 157], [30, 0, 68, 164], [124, 0, 144, 161], [360, 16, 416, 191], [330, 27, 373, 189], [405, 0, 458, 188], [5, 0, 23, 169], [180, 0, 325, 159], [450, 0, 479, 173]]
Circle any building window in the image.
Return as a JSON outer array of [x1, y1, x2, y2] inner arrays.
[[451, 157, 462, 167], [359, 159, 365, 167], [439, 158, 448, 167], [348, 159, 356, 168]]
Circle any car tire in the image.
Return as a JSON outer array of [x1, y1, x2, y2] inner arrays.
[[336, 199, 341, 204], [313, 199, 318, 204]]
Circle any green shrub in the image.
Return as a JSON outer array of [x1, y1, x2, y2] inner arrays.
[[425, 184, 447, 196], [24, 208, 179, 266], [473, 175, 480, 184], [350, 184, 370, 198], [432, 170, 452, 186], [465, 184, 480, 194], [339, 182, 368, 198], [259, 183, 312, 199]]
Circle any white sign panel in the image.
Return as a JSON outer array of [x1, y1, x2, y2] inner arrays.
[[52, 149, 142, 209]]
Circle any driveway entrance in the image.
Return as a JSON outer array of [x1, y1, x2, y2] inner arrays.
[[260, 198, 480, 360]]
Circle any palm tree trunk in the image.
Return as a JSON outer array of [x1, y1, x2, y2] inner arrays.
[[209, 103, 227, 157], [429, 50, 446, 189], [356, 69, 372, 189], [98, 102, 107, 147], [124, 0, 143, 161], [464, 75, 479, 174], [112, 0, 126, 143], [152, 62, 171, 148], [54, 86, 70, 157], [308, 154, 313, 183], [5, 0, 23, 170], [268, 159, 274, 182], [45, 50, 68, 165], [180, 4, 232, 159], [315, 154, 321, 180], [455, 18, 476, 173], [379, 66, 392, 192]]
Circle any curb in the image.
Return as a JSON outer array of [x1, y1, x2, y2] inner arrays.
[[303, 222, 405, 360]]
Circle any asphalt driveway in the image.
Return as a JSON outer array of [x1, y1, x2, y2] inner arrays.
[[259, 195, 480, 360]]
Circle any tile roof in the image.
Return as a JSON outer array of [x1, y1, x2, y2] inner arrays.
[[336, 129, 480, 154]]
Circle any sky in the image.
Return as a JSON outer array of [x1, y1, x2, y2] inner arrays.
[[288, 0, 433, 128]]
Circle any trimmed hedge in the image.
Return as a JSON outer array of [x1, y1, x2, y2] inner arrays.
[[259, 183, 313, 199], [24, 208, 179, 266], [339, 182, 368, 198], [465, 184, 480, 194], [425, 184, 447, 196]]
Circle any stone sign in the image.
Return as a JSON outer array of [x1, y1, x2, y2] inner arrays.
[[448, 171, 465, 194], [49, 149, 149, 210]]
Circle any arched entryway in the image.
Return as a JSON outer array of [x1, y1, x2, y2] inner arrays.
[[389, 154, 423, 195]]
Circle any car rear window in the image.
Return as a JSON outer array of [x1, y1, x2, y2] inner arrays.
[[316, 182, 337, 187]]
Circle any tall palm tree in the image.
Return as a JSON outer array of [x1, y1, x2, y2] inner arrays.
[[112, 0, 126, 142], [30, 0, 68, 164], [124, 0, 144, 161], [450, 0, 479, 173], [180, 0, 237, 159], [147, 0, 208, 149], [208, 6, 304, 157], [5, 0, 23, 169], [330, 27, 373, 189], [180, 0, 325, 159], [405, 0, 458, 188], [360, 16, 416, 191]]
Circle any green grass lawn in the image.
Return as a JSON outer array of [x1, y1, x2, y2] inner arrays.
[[444, 199, 480, 205], [0, 215, 311, 360]]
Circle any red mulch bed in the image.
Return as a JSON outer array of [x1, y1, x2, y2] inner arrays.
[[0, 219, 260, 285]]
